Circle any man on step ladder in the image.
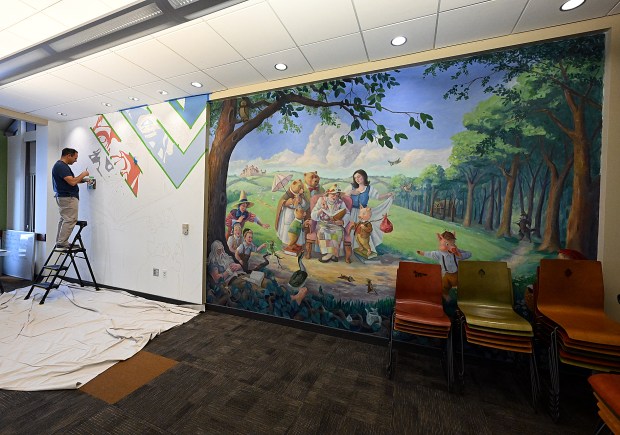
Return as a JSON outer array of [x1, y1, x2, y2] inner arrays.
[[52, 148, 90, 249]]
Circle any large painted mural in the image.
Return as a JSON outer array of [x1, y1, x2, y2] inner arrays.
[[206, 34, 604, 337]]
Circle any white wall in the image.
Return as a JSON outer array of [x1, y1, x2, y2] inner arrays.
[[34, 125, 51, 270], [6, 121, 26, 231], [45, 107, 206, 304]]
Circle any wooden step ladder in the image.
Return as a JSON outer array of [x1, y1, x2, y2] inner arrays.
[[25, 220, 99, 304]]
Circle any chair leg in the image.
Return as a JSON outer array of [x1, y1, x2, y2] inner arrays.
[[548, 328, 561, 422], [457, 314, 465, 392], [593, 418, 607, 435], [529, 349, 540, 411], [386, 311, 396, 379], [446, 328, 455, 393]]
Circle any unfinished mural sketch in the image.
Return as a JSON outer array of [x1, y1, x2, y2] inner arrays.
[[206, 34, 605, 337], [88, 95, 209, 195]]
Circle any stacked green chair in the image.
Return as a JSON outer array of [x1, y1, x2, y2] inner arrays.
[[456, 261, 539, 407], [387, 262, 454, 390], [535, 259, 620, 421]]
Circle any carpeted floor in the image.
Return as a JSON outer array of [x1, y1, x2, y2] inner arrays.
[[0, 278, 600, 434]]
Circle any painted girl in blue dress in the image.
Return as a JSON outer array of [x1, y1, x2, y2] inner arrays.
[[344, 169, 394, 254]]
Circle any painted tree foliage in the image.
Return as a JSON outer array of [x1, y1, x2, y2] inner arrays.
[[425, 34, 604, 256], [207, 73, 434, 247]]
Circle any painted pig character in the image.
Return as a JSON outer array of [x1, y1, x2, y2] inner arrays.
[[416, 231, 472, 301]]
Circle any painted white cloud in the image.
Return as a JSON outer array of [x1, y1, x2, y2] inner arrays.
[[229, 120, 452, 178]]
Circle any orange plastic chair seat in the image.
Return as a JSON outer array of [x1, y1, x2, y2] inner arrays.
[[559, 348, 620, 371], [396, 300, 452, 328], [558, 341, 620, 363], [395, 317, 450, 332], [392, 262, 452, 339], [538, 308, 620, 346], [590, 374, 620, 432], [556, 328, 620, 356], [589, 374, 620, 419], [458, 303, 533, 333], [394, 323, 450, 339]]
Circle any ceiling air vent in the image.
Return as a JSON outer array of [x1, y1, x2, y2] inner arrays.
[[49, 3, 163, 52]]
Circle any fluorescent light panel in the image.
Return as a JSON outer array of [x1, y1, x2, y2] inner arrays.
[[49, 4, 163, 52], [167, 0, 201, 9]]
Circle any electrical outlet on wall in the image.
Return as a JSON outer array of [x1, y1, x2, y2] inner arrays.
[[162, 270, 167, 278], [153, 268, 159, 277], [182, 223, 189, 235]]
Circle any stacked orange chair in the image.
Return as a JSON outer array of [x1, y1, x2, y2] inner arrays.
[[535, 259, 620, 421], [456, 261, 539, 407], [588, 374, 620, 434], [387, 262, 454, 390]]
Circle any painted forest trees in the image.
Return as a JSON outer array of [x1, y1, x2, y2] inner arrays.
[[207, 73, 434, 248], [450, 130, 489, 227], [424, 34, 604, 257]]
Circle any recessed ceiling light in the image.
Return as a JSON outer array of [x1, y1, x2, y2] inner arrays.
[[391, 36, 407, 46], [274, 63, 288, 71], [158, 90, 168, 95], [102, 102, 111, 107], [191, 81, 203, 88], [129, 96, 139, 101], [57, 112, 67, 116], [560, 0, 585, 11]]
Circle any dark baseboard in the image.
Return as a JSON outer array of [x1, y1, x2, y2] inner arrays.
[[60, 277, 195, 307], [206, 302, 444, 357]]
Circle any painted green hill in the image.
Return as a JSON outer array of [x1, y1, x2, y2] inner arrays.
[[224, 171, 554, 282]]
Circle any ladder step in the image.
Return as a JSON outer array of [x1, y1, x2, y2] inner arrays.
[[33, 282, 60, 290], [53, 246, 85, 252], [76, 220, 87, 227], [43, 265, 69, 271]]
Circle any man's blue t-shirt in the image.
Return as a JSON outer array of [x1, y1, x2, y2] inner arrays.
[[52, 160, 79, 199]]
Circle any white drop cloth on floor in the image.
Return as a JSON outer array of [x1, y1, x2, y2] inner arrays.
[[0, 284, 199, 391]]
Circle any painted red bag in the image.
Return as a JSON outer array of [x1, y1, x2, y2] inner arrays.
[[380, 214, 393, 233]]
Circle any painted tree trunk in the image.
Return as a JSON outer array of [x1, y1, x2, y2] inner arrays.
[[450, 196, 456, 222], [485, 176, 495, 231], [463, 179, 476, 227], [207, 99, 238, 250], [496, 155, 519, 238], [538, 154, 572, 252], [538, 177, 565, 252], [429, 188, 437, 217], [478, 187, 487, 225], [565, 118, 593, 256], [533, 170, 549, 239], [495, 178, 502, 229]]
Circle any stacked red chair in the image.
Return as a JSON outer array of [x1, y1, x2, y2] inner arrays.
[[456, 261, 539, 407], [588, 373, 620, 434], [387, 262, 454, 391], [535, 259, 620, 422]]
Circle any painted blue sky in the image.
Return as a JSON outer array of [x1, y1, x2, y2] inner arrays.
[[229, 62, 500, 178]]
